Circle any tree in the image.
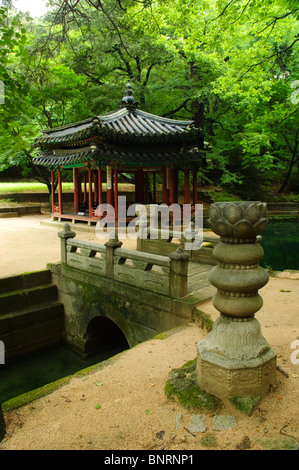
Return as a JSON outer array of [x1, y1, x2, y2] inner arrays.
[[0, 3, 90, 194], [1, 0, 299, 198]]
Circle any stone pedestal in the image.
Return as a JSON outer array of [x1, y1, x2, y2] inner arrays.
[[196, 201, 277, 400]]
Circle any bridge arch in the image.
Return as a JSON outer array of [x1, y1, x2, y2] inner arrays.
[[73, 299, 139, 357], [84, 316, 129, 356]]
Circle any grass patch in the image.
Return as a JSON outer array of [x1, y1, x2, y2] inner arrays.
[[229, 396, 261, 416], [257, 437, 299, 450], [0, 182, 74, 193], [193, 309, 214, 331], [200, 434, 218, 448], [165, 358, 222, 413], [1, 376, 72, 411]]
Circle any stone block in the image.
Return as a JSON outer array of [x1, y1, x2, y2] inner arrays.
[[22, 270, 52, 289], [25, 285, 58, 307], [0, 314, 13, 334], [0, 292, 26, 314], [197, 342, 277, 399], [11, 302, 64, 330], [188, 415, 207, 433], [0, 275, 23, 295]]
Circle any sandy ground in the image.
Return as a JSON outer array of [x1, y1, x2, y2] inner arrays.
[[0, 213, 298, 451]]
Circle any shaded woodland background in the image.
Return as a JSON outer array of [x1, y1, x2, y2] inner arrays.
[[0, 0, 299, 201]]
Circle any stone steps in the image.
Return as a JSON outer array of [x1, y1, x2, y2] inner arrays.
[[0, 269, 51, 294], [0, 270, 64, 363]]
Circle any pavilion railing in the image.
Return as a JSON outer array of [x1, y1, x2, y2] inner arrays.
[[58, 225, 190, 299]]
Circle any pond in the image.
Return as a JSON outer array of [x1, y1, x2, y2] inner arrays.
[[0, 340, 128, 404], [260, 221, 299, 271]]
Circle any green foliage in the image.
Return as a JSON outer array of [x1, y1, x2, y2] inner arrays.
[[0, 0, 298, 198]]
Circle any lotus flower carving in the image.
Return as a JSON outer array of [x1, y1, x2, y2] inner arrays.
[[208, 201, 268, 241]]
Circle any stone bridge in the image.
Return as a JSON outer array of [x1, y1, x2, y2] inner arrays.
[[49, 224, 218, 356]]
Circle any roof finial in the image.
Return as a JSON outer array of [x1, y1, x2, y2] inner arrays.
[[121, 80, 139, 110]]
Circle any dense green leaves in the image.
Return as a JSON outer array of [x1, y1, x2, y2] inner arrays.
[[0, 0, 298, 197]]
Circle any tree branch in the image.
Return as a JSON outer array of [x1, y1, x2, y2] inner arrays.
[[238, 38, 299, 80], [143, 63, 155, 87], [163, 99, 191, 117], [256, 10, 299, 35], [87, 0, 133, 58]]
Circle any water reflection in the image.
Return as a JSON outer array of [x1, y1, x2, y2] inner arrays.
[[260, 221, 299, 271], [0, 341, 128, 404]]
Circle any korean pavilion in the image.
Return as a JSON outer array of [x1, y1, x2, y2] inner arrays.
[[33, 82, 205, 225]]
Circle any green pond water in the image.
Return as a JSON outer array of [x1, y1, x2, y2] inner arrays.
[[0, 342, 128, 404], [260, 221, 299, 271]]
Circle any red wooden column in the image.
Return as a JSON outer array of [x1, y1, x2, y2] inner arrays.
[[73, 168, 80, 214], [78, 172, 82, 208], [114, 167, 118, 219], [57, 169, 63, 214], [98, 168, 103, 209], [192, 169, 198, 205], [83, 172, 87, 206], [51, 170, 56, 214], [184, 168, 190, 204], [106, 165, 113, 206], [174, 168, 179, 204], [169, 168, 175, 206], [88, 168, 93, 218], [93, 170, 98, 207]]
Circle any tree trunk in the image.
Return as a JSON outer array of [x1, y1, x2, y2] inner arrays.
[[278, 151, 298, 194], [24, 150, 57, 210]]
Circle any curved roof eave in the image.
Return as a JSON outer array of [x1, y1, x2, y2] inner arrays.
[[35, 107, 198, 146]]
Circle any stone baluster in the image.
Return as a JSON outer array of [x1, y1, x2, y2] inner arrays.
[[196, 201, 277, 402], [169, 247, 190, 298], [58, 223, 76, 264], [139, 214, 148, 240], [105, 230, 123, 279]]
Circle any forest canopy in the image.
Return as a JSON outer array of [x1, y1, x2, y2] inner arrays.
[[0, 0, 299, 199]]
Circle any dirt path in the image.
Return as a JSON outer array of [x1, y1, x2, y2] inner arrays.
[[0, 214, 136, 277], [0, 215, 298, 450]]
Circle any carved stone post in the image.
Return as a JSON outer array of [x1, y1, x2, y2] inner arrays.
[[196, 201, 277, 401], [105, 231, 123, 279], [58, 223, 76, 264], [169, 247, 190, 298]]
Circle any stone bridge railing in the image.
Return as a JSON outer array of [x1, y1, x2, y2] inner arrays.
[[58, 224, 190, 299], [137, 221, 219, 265]]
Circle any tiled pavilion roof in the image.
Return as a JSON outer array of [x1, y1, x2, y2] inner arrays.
[[33, 82, 204, 169], [34, 107, 200, 146]]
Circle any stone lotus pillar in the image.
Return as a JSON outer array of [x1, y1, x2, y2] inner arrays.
[[196, 201, 277, 401]]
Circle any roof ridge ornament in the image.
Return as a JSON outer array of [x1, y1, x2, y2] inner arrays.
[[121, 80, 139, 111]]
